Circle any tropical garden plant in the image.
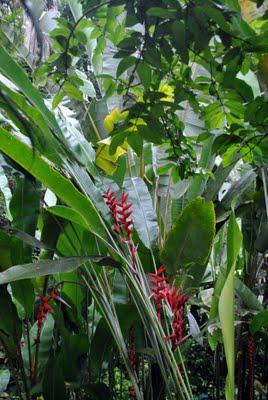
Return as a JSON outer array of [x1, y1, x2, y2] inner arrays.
[[0, 0, 267, 399]]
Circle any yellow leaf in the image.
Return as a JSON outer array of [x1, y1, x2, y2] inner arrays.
[[159, 82, 175, 102], [118, 110, 129, 120], [103, 114, 114, 133], [95, 138, 126, 175], [103, 107, 129, 133]]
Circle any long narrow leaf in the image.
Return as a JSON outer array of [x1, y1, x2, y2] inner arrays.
[[0, 127, 106, 239], [0, 257, 90, 284], [219, 213, 242, 400]]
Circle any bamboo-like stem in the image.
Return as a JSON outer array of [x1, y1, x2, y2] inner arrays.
[[82, 267, 143, 400]]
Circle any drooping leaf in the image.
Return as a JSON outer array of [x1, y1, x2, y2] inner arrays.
[[0, 257, 90, 285], [47, 206, 89, 230], [0, 44, 63, 139], [0, 127, 106, 239]]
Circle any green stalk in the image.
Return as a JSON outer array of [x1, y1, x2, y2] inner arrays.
[[123, 264, 193, 399], [82, 266, 143, 400]]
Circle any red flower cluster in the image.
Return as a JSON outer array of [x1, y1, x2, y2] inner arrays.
[[165, 284, 188, 350], [149, 266, 188, 350], [35, 289, 58, 345], [103, 189, 137, 267], [148, 266, 168, 321]]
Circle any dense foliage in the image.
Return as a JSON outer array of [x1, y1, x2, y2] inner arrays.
[[0, 0, 267, 399]]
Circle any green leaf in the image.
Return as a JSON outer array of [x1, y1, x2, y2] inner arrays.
[[202, 6, 230, 33], [172, 21, 188, 62], [63, 83, 83, 101], [205, 155, 239, 201], [43, 354, 67, 400], [227, 213, 242, 273], [136, 125, 162, 145], [219, 213, 242, 400], [47, 205, 89, 230], [219, 265, 235, 400], [0, 257, 90, 285], [0, 230, 19, 269], [204, 102, 225, 129], [0, 44, 62, 138], [147, 7, 177, 18], [136, 61, 152, 89], [123, 177, 159, 249], [235, 278, 263, 312], [0, 127, 106, 239], [161, 197, 215, 274], [10, 176, 41, 262], [22, 313, 55, 376], [0, 81, 64, 166], [52, 91, 65, 109], [187, 136, 214, 201], [10, 280, 35, 319], [89, 318, 114, 380], [0, 288, 22, 357], [250, 310, 268, 335], [127, 132, 143, 155], [116, 56, 136, 78], [59, 333, 88, 381], [183, 263, 207, 290]]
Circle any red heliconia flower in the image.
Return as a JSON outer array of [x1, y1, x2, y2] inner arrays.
[[35, 288, 59, 345], [148, 266, 188, 350], [103, 188, 137, 267], [103, 188, 121, 234], [148, 266, 169, 321], [165, 284, 188, 350], [103, 189, 134, 242]]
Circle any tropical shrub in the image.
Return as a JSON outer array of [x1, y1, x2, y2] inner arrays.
[[0, 0, 267, 399]]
